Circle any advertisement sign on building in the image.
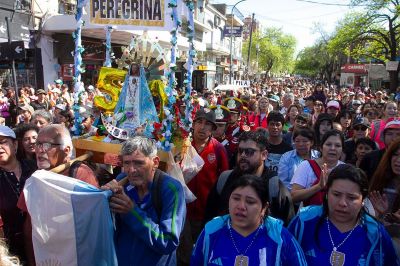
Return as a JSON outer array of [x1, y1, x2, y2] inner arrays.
[[90, 0, 167, 27], [223, 26, 243, 37]]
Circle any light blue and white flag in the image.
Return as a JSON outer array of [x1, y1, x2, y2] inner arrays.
[[24, 170, 117, 266]]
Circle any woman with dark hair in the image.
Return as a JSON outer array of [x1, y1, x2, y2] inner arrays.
[[368, 137, 400, 223], [279, 128, 320, 190], [311, 100, 325, 125], [191, 174, 307, 266], [313, 113, 334, 150], [291, 130, 344, 206], [283, 104, 302, 132], [288, 164, 398, 265], [14, 123, 39, 163], [283, 113, 312, 147], [336, 110, 353, 139]]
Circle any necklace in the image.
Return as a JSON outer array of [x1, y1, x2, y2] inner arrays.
[[326, 217, 359, 266], [228, 219, 262, 266]]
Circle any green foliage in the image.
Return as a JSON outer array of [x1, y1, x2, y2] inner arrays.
[[242, 27, 296, 75]]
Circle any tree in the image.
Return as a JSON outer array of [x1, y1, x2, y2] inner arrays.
[[328, 0, 400, 91], [294, 40, 340, 83], [242, 27, 296, 76]]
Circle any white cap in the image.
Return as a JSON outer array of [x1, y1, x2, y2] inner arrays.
[[327, 100, 340, 110], [0, 126, 16, 139]]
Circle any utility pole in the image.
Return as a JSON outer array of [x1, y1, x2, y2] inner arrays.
[[6, 17, 19, 109], [229, 0, 246, 85], [246, 13, 255, 78]]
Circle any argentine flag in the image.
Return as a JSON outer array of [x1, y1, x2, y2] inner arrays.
[[24, 170, 117, 266]]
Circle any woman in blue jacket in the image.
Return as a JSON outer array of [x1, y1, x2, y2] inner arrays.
[[288, 164, 399, 266], [191, 174, 307, 266]]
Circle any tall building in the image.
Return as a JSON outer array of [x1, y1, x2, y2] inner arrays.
[[242, 15, 259, 41]]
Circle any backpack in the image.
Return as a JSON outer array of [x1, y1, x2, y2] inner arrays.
[[114, 169, 165, 221], [216, 170, 280, 203]]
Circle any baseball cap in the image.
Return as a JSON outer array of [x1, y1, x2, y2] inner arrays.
[[376, 90, 383, 95], [327, 100, 340, 110], [352, 100, 362, 106], [36, 89, 46, 95], [0, 125, 16, 139], [54, 79, 63, 85], [193, 108, 217, 129], [269, 95, 280, 102], [19, 105, 34, 114], [55, 104, 66, 111], [352, 117, 370, 128], [348, 91, 355, 96], [384, 118, 400, 131]]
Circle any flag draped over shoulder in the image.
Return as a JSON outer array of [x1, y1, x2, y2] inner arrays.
[[24, 170, 117, 266]]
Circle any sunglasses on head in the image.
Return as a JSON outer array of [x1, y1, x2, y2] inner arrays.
[[237, 147, 260, 157]]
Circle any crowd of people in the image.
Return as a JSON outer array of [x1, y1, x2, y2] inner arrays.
[[0, 77, 400, 265]]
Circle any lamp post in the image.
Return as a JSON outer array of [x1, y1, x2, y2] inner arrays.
[[229, 0, 246, 85]]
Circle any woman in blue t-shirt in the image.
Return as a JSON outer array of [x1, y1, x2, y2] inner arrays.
[[191, 174, 307, 266], [288, 164, 399, 266]]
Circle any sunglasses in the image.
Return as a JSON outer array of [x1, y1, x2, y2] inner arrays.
[[238, 147, 260, 157], [354, 126, 368, 131]]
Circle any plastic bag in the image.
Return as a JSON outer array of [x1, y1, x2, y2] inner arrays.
[[166, 152, 197, 203], [181, 144, 204, 183]]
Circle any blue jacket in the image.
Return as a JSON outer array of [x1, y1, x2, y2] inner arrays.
[[191, 215, 307, 266], [114, 173, 186, 266], [278, 149, 320, 190], [288, 205, 400, 266]]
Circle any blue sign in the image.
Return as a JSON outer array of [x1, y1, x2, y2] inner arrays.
[[223, 26, 243, 37]]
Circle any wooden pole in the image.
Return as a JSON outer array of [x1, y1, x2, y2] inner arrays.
[[50, 152, 93, 174]]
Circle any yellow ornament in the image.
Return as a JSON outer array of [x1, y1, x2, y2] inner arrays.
[[94, 67, 127, 113]]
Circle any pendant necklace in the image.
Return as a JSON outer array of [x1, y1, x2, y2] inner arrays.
[[228, 219, 262, 266], [326, 217, 359, 266]]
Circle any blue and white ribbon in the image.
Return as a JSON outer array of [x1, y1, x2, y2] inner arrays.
[[104, 26, 114, 67], [72, 0, 87, 136], [159, 0, 181, 151], [183, 0, 196, 132]]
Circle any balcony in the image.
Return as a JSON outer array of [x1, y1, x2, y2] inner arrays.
[[193, 10, 212, 32], [206, 42, 230, 56]]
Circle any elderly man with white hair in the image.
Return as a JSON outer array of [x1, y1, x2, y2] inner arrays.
[[280, 92, 295, 115]]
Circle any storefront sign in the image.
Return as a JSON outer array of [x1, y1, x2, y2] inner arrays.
[[340, 64, 367, 74], [90, 0, 166, 27], [197, 65, 207, 71]]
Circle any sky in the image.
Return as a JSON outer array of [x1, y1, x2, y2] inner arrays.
[[212, 0, 364, 54]]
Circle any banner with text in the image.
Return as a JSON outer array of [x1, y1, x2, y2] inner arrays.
[[90, 0, 168, 27], [234, 80, 250, 87]]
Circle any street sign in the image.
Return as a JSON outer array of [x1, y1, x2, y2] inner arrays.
[[223, 26, 243, 37], [233, 80, 250, 87], [0, 21, 31, 42], [386, 61, 399, 71], [0, 41, 25, 60]]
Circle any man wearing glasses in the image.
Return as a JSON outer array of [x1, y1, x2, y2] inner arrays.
[[19, 124, 99, 265], [34, 124, 98, 186], [205, 130, 294, 226]]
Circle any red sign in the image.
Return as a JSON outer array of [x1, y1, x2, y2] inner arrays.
[[340, 64, 368, 74]]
